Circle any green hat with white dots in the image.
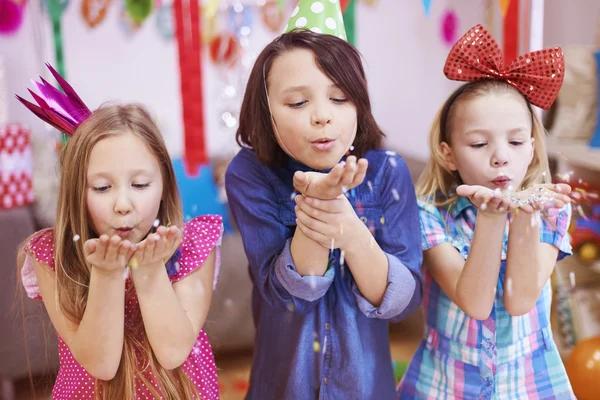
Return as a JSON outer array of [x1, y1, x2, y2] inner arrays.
[[284, 0, 347, 41]]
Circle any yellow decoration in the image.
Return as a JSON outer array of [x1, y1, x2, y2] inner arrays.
[[498, 0, 511, 18]]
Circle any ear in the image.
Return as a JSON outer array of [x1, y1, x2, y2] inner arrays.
[[440, 142, 458, 171]]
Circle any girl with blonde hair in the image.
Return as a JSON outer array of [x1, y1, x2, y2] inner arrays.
[[397, 25, 576, 399], [17, 65, 222, 399]]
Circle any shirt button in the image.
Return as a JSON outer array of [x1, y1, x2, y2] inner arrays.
[[325, 323, 330, 330], [324, 377, 329, 385]]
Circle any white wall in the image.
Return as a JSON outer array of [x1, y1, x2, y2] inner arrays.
[[1, 0, 598, 163]]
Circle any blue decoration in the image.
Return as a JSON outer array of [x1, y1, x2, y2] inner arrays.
[[171, 158, 233, 234]]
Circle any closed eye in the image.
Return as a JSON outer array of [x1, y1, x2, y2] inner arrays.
[[133, 183, 150, 189], [288, 101, 307, 108], [510, 141, 525, 146], [93, 186, 110, 192], [470, 143, 486, 148]]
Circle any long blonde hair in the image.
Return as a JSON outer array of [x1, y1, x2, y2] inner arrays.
[[18, 104, 199, 399], [416, 80, 551, 209]]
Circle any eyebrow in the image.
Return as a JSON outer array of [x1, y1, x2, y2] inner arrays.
[[87, 169, 152, 180], [464, 127, 529, 135], [281, 83, 340, 95]]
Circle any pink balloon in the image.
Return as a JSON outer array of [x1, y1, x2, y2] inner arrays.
[[0, 0, 25, 35], [441, 9, 459, 46]]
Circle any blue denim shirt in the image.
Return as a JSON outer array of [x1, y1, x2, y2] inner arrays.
[[225, 148, 423, 400]]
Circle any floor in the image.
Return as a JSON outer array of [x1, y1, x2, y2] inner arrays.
[[11, 318, 423, 400]]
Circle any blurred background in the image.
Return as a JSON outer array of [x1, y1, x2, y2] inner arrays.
[[1, 0, 600, 399]]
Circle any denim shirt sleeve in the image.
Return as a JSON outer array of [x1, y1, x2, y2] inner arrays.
[[225, 150, 333, 313], [351, 153, 424, 321]]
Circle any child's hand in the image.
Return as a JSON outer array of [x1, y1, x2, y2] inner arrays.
[[130, 225, 182, 269], [512, 183, 571, 213], [84, 235, 134, 273], [456, 185, 517, 215], [294, 194, 364, 250], [293, 156, 368, 200]]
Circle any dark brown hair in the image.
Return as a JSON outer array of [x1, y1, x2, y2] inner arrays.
[[236, 29, 385, 166]]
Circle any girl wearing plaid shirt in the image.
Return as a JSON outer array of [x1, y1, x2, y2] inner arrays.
[[397, 25, 576, 399]]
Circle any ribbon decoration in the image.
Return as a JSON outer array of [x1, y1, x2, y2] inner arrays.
[[343, 0, 356, 46], [173, 0, 207, 175], [502, 0, 519, 64], [47, 0, 70, 145]]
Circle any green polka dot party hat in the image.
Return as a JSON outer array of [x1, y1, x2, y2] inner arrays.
[[284, 0, 347, 41]]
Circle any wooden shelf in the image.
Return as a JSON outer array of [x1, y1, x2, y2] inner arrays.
[[547, 138, 600, 172]]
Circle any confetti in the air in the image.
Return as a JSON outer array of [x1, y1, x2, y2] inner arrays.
[[313, 341, 321, 353], [392, 188, 400, 201], [153, 219, 160, 228], [73, 234, 80, 242]]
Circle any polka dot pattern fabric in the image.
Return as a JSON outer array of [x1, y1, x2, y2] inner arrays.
[[284, 0, 347, 40], [443, 24, 565, 110], [21, 215, 223, 399]]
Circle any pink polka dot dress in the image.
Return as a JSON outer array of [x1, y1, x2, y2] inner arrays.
[[21, 215, 223, 399]]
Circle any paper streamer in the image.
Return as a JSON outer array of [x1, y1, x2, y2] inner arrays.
[[47, 0, 70, 145], [173, 0, 207, 175], [502, 0, 519, 64], [343, 0, 356, 46]]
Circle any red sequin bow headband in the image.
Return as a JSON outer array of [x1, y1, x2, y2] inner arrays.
[[443, 24, 565, 110]]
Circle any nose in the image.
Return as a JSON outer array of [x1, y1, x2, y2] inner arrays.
[[491, 147, 509, 167], [114, 189, 132, 216], [310, 102, 333, 127]]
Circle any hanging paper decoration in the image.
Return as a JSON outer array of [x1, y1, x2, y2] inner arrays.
[[343, 0, 356, 46], [440, 9, 458, 47], [503, 0, 519, 64], [0, 0, 25, 35], [47, 0, 70, 145], [119, 3, 142, 36], [262, 0, 285, 32], [498, 0, 510, 18], [209, 33, 240, 68], [125, 0, 153, 24], [173, 0, 207, 175], [156, 4, 173, 40], [421, 0, 432, 18], [81, 0, 112, 28]]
